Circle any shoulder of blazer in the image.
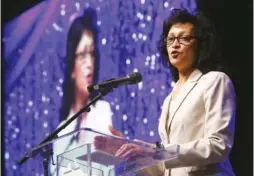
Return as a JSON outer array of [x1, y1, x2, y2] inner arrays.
[[200, 71, 235, 94], [200, 71, 231, 84]]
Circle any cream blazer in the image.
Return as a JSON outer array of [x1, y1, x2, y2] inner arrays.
[[138, 69, 236, 176]]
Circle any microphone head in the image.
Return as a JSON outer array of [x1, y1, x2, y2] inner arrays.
[[128, 72, 142, 84], [87, 85, 94, 92]]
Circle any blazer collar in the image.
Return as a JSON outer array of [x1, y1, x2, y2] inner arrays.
[[187, 69, 203, 82], [174, 69, 203, 86]]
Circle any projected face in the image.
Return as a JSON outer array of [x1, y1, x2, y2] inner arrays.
[[166, 23, 198, 72], [72, 30, 95, 97]]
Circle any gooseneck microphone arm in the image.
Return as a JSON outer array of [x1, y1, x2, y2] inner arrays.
[[87, 72, 142, 92]]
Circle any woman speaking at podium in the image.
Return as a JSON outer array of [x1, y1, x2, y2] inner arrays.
[[95, 8, 236, 176]]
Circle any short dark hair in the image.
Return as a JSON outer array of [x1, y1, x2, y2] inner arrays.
[[157, 8, 225, 81], [60, 8, 100, 121]]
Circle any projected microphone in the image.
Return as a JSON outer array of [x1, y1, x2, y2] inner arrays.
[[87, 72, 142, 92]]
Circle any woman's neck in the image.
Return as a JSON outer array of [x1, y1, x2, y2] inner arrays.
[[73, 91, 89, 113], [73, 95, 89, 122], [178, 68, 195, 84]]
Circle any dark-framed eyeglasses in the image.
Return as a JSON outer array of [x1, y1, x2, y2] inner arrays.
[[164, 35, 198, 46]]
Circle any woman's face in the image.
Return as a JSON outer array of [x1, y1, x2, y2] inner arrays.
[[166, 23, 198, 72], [72, 30, 95, 97]]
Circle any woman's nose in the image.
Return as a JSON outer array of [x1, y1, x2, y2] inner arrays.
[[84, 54, 94, 68]]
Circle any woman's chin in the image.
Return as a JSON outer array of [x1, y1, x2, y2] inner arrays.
[[170, 60, 182, 68]]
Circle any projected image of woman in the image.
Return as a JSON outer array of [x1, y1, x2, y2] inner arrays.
[[51, 8, 114, 176]]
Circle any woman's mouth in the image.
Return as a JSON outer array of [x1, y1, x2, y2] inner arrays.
[[86, 74, 93, 83], [171, 51, 180, 58]]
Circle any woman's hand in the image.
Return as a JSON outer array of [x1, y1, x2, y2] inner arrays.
[[94, 126, 155, 160], [115, 139, 156, 160], [93, 125, 126, 155]]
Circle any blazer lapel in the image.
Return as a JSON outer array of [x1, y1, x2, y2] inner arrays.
[[167, 69, 203, 133], [159, 94, 172, 143]]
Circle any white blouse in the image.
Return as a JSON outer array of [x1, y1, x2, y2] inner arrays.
[[50, 100, 113, 176]]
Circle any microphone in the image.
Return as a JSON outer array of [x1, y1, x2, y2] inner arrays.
[[87, 72, 142, 92]]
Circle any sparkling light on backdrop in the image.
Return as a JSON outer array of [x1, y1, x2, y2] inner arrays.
[[4, 0, 196, 175]]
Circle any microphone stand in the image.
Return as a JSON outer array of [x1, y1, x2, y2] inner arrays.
[[17, 86, 113, 176]]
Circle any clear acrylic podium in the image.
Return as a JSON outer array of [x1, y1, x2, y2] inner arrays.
[[27, 128, 179, 176]]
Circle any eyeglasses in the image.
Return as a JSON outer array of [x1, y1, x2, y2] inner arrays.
[[164, 35, 198, 46]]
